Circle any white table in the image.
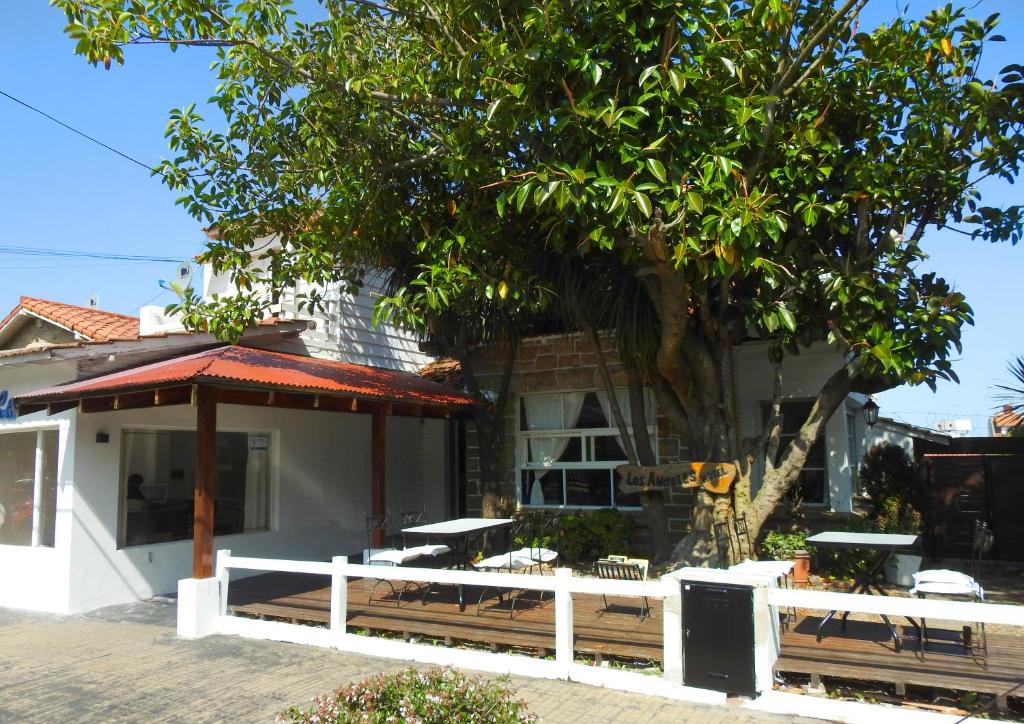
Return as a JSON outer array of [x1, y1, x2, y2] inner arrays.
[[402, 517, 514, 610], [806, 531, 921, 651]]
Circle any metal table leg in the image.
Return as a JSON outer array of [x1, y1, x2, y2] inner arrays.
[[816, 550, 909, 652]]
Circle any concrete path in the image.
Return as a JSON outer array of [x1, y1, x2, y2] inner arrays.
[[0, 601, 816, 723]]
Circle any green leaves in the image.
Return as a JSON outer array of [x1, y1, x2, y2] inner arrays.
[[645, 158, 667, 183]]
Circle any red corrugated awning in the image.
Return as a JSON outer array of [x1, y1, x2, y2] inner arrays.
[[15, 345, 474, 413]]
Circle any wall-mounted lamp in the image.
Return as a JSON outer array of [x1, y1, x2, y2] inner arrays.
[[95, 431, 110, 444], [862, 398, 879, 428]]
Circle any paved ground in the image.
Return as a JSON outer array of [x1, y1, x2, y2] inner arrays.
[[0, 600, 816, 723]]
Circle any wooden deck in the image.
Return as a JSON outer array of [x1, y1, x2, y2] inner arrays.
[[777, 614, 1024, 701], [228, 572, 662, 661], [228, 573, 1023, 701]]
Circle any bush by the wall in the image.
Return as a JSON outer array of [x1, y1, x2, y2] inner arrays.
[[280, 668, 536, 723], [858, 443, 922, 518], [557, 508, 636, 565]]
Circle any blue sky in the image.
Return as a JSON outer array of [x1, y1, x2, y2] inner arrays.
[[0, 0, 1021, 431]]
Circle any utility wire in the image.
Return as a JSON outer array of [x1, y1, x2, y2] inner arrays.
[[0, 88, 155, 172], [0, 244, 183, 263]]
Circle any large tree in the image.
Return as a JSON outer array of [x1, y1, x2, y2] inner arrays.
[[59, 0, 1024, 563]]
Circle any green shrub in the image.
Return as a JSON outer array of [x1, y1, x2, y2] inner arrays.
[[874, 495, 922, 535], [858, 443, 922, 518], [812, 517, 879, 580], [280, 668, 536, 723], [761, 531, 809, 560], [557, 508, 636, 565]]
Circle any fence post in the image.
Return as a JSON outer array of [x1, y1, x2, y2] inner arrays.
[[554, 567, 574, 678], [215, 549, 231, 617], [330, 555, 348, 644], [660, 574, 683, 684]]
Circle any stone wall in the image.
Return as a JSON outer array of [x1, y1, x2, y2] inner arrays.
[[464, 331, 695, 550]]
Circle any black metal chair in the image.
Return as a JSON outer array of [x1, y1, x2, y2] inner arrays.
[[474, 519, 536, 618], [392, 509, 426, 549], [734, 514, 754, 560], [595, 559, 650, 621], [364, 512, 449, 606], [713, 519, 735, 563], [912, 519, 994, 661]]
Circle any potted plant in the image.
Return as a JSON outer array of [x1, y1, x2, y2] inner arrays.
[[876, 496, 923, 586], [762, 531, 812, 585]]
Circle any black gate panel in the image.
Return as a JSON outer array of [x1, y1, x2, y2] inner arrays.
[[682, 581, 756, 697]]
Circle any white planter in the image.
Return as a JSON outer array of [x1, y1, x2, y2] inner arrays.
[[885, 553, 922, 587]]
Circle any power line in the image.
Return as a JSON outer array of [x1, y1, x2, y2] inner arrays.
[[0, 88, 155, 172], [0, 244, 183, 263]]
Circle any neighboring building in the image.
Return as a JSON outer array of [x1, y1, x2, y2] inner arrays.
[[990, 405, 1023, 437], [935, 419, 972, 438], [0, 291, 466, 614]]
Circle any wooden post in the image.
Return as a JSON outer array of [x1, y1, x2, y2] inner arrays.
[[371, 408, 387, 548], [193, 386, 217, 579]]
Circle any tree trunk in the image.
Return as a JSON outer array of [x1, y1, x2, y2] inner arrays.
[[453, 338, 517, 518]]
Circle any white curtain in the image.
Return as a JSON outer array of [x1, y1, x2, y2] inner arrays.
[[599, 389, 656, 460], [525, 393, 586, 464], [243, 434, 269, 530], [524, 393, 586, 503]]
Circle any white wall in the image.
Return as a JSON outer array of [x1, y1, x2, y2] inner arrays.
[[733, 342, 855, 512], [0, 362, 77, 612], [204, 260, 433, 372], [863, 421, 917, 457], [67, 403, 450, 613]]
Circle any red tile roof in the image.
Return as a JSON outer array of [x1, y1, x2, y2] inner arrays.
[[17, 345, 474, 408], [0, 296, 139, 342], [992, 404, 1023, 434], [418, 358, 464, 390]]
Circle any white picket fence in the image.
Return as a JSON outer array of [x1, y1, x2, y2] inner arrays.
[[178, 551, 1024, 722], [206, 557, 696, 696]]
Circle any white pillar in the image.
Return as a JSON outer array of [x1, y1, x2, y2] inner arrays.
[[554, 567, 574, 678], [177, 577, 221, 639], [661, 574, 683, 684], [30, 429, 44, 547], [215, 549, 232, 617], [330, 555, 348, 642]]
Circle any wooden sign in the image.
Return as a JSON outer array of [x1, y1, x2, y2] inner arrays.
[[616, 462, 738, 495]]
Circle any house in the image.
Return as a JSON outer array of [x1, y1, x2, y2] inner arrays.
[[0, 291, 470, 614], [462, 333, 940, 539], [990, 404, 1023, 437], [0, 253, 944, 615]]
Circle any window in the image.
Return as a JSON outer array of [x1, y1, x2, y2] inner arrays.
[[120, 430, 271, 547], [0, 429, 58, 547], [518, 390, 654, 509], [762, 400, 828, 506]]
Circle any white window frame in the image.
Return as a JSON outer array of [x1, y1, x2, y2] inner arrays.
[[117, 425, 277, 548], [760, 399, 829, 508], [517, 390, 656, 511], [0, 423, 60, 549], [846, 409, 859, 497]]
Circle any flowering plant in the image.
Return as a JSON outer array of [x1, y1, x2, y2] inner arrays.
[[279, 668, 536, 723]]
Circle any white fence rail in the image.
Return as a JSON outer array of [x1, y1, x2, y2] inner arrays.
[[213, 549, 676, 681], [767, 586, 1024, 627], [178, 551, 1024, 723]]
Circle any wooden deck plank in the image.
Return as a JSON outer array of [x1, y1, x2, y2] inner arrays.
[[777, 615, 1024, 697], [227, 572, 663, 661]]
